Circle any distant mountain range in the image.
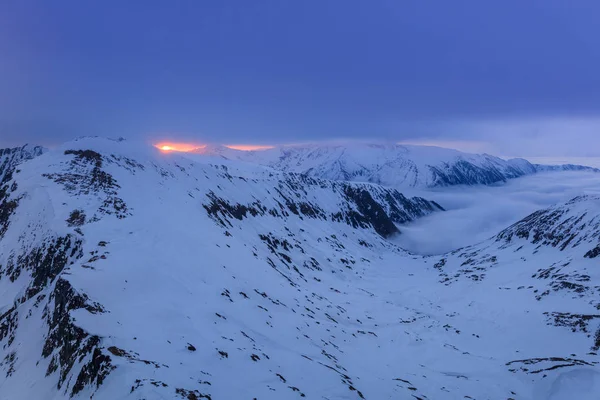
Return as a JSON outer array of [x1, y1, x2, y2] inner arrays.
[[198, 143, 600, 189]]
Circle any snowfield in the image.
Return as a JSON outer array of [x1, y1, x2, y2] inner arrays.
[[0, 138, 599, 399]]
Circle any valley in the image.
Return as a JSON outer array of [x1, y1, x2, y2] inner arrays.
[[0, 139, 599, 400]]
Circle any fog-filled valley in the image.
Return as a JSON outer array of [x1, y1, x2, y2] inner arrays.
[[396, 171, 600, 254]]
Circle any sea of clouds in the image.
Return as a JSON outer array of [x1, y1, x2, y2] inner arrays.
[[395, 170, 600, 255]]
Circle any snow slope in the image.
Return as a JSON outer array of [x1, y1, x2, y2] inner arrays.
[[431, 194, 600, 399], [199, 143, 599, 189], [0, 138, 598, 399], [0, 144, 46, 186]]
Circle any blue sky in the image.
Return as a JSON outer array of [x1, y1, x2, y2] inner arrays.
[[1, 1, 600, 155]]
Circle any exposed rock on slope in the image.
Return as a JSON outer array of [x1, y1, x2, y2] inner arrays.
[[203, 173, 442, 238], [0, 144, 46, 186], [0, 138, 598, 399], [433, 195, 600, 378], [497, 195, 600, 254]]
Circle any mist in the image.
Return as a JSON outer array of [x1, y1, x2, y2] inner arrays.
[[395, 171, 600, 255]]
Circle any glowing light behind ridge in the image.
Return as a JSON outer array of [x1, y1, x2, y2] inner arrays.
[[154, 142, 274, 152]]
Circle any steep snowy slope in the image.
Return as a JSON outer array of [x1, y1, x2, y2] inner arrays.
[[199, 143, 599, 189], [431, 195, 600, 398], [0, 138, 598, 400], [0, 144, 46, 186]]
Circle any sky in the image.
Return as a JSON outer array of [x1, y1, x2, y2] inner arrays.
[[1, 0, 600, 155]]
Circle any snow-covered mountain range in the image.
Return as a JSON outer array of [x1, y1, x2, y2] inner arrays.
[[0, 138, 599, 399], [199, 143, 599, 189]]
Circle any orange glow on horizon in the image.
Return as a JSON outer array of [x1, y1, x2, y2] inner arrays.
[[154, 141, 274, 153], [154, 142, 206, 152]]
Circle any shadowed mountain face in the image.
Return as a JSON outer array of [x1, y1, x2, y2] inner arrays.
[[0, 145, 46, 186], [0, 138, 599, 399], [199, 143, 599, 189]]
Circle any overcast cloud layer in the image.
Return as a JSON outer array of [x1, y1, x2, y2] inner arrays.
[[1, 1, 600, 154], [395, 171, 600, 255]]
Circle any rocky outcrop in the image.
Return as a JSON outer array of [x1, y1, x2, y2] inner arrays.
[[203, 173, 442, 238], [496, 195, 600, 254], [428, 159, 531, 186], [0, 144, 46, 186], [44, 150, 130, 220], [43, 278, 111, 397]]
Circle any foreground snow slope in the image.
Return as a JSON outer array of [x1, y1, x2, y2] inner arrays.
[[200, 143, 599, 189], [0, 138, 598, 400]]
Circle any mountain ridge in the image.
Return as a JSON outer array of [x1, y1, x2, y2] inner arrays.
[[197, 142, 600, 189], [0, 138, 599, 399], [0, 144, 47, 186]]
